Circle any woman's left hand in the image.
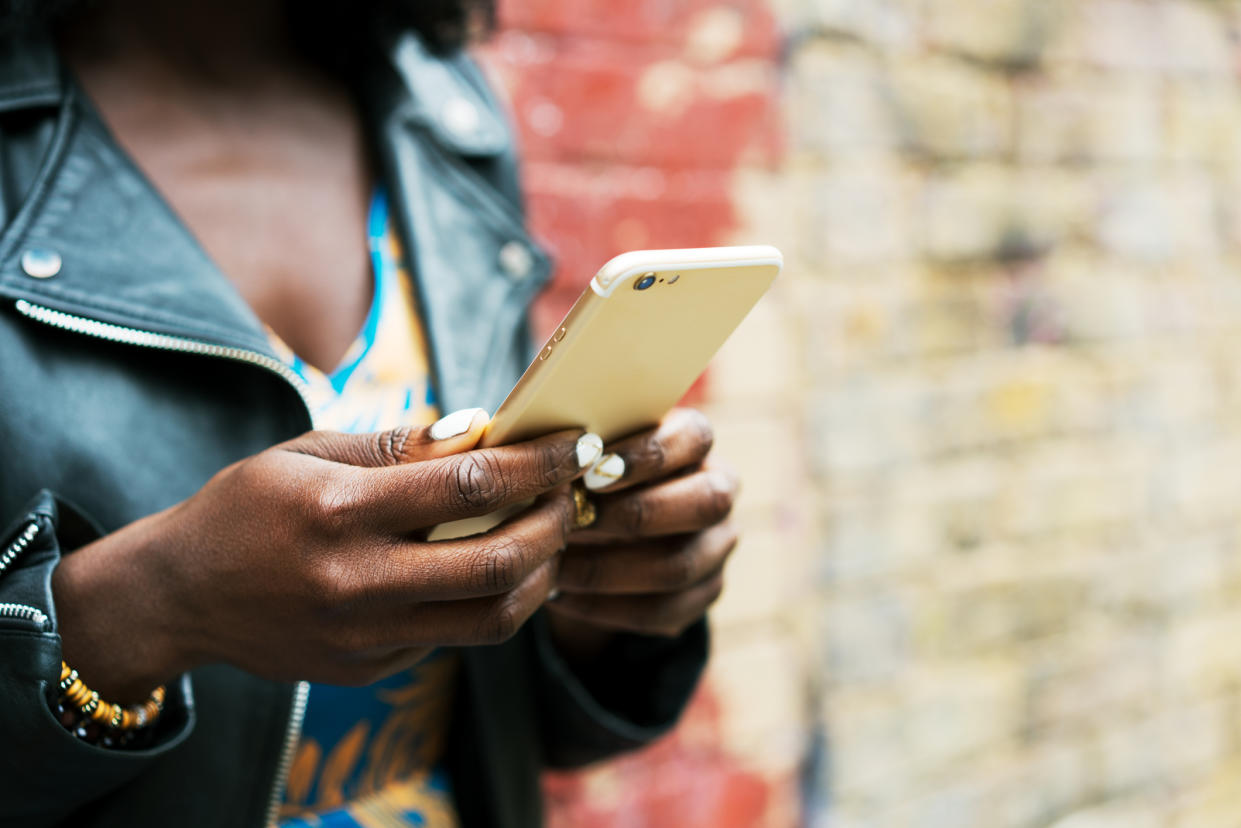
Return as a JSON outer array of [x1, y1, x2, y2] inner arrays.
[[546, 408, 739, 649]]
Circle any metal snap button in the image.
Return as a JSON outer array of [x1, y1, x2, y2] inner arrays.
[[21, 248, 61, 279], [442, 97, 481, 138], [498, 240, 534, 280]]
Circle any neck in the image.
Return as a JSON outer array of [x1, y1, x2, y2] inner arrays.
[[59, 0, 298, 84]]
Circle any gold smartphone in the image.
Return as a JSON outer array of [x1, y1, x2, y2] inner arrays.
[[428, 245, 782, 540]]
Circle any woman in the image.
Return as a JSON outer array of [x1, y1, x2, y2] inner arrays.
[[0, 1, 739, 826]]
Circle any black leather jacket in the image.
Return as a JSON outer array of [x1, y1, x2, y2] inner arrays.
[[0, 27, 706, 828]]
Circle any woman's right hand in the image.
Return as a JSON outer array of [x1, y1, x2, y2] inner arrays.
[[52, 410, 593, 702]]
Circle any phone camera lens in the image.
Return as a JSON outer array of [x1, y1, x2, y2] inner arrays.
[[635, 274, 657, 291]]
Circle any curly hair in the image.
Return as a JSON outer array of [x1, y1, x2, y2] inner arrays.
[[0, 0, 496, 58]]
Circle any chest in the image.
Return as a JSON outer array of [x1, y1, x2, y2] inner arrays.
[[78, 78, 376, 372]]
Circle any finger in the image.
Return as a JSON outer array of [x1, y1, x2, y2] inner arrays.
[[352, 487, 576, 605], [280, 408, 490, 468], [546, 571, 725, 638], [357, 429, 594, 530], [557, 523, 738, 595], [582, 408, 714, 493], [395, 554, 561, 648], [575, 466, 738, 541]]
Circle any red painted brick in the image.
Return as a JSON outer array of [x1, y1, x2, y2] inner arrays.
[[488, 35, 782, 167], [497, 0, 781, 57]]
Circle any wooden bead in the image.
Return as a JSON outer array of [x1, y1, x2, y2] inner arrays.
[[56, 661, 168, 738]]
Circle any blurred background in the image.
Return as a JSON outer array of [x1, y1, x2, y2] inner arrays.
[[481, 1, 1241, 825]]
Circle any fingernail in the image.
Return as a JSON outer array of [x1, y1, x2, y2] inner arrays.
[[430, 408, 486, 440], [547, 588, 562, 602], [584, 453, 624, 490], [576, 433, 604, 468]]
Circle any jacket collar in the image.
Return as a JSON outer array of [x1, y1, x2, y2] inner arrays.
[[0, 28, 61, 113], [0, 27, 551, 411]]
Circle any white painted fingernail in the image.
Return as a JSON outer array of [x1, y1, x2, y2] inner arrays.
[[576, 433, 603, 468], [430, 407, 486, 440], [584, 453, 625, 490]]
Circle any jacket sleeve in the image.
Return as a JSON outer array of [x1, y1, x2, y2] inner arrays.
[[0, 491, 194, 828], [528, 610, 709, 768]]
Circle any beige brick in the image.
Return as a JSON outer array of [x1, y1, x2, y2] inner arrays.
[[925, 0, 1069, 65], [1165, 81, 1241, 166], [1171, 759, 1241, 828], [888, 56, 1014, 159], [1017, 73, 1164, 164], [800, 0, 919, 49], [789, 44, 899, 157], [919, 164, 1018, 262], [803, 160, 920, 267], [1049, 796, 1169, 828]]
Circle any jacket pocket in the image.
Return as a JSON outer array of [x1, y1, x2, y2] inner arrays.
[[0, 491, 195, 828]]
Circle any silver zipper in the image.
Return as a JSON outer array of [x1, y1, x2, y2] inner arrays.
[[14, 300, 312, 410], [265, 680, 309, 827], [0, 522, 48, 631], [0, 520, 40, 579], [14, 299, 313, 819], [0, 601, 49, 630]]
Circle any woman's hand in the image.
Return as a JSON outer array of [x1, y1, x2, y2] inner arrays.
[[52, 410, 595, 702], [547, 408, 739, 655]]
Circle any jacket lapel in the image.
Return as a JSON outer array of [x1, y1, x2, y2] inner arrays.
[[0, 29, 553, 412], [369, 33, 552, 413], [0, 93, 278, 358]]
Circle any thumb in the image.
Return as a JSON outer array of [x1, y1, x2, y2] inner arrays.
[[280, 407, 490, 468]]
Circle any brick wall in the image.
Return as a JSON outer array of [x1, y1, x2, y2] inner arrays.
[[486, 1, 1241, 825]]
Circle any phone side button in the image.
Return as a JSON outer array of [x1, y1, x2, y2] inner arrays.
[[553, 326, 567, 342], [539, 344, 554, 361]]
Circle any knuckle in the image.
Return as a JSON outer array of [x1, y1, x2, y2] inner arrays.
[[629, 436, 667, 476], [566, 549, 603, 590], [308, 479, 362, 536], [615, 494, 648, 537], [312, 557, 360, 606], [663, 549, 700, 589], [453, 453, 507, 510], [471, 535, 527, 592], [535, 440, 575, 488], [699, 480, 736, 526], [373, 428, 414, 465], [477, 599, 522, 645]]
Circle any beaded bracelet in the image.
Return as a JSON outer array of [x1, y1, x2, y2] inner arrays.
[[56, 661, 165, 748]]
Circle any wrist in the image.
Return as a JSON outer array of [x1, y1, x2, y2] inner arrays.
[[52, 510, 190, 703]]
